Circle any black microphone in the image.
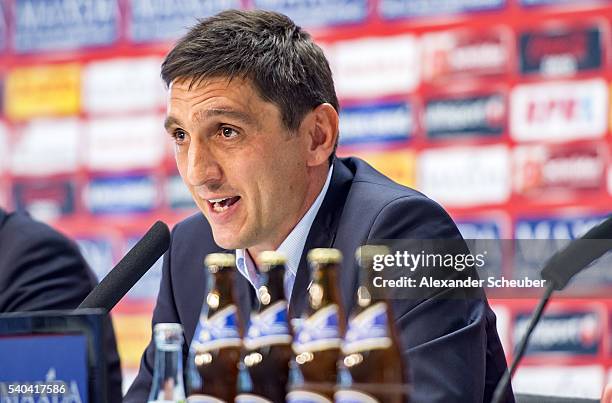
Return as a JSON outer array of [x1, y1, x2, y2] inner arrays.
[[541, 215, 612, 290], [77, 221, 170, 312], [491, 215, 612, 403]]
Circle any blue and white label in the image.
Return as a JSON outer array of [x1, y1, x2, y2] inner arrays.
[[235, 393, 273, 403], [379, 0, 505, 19], [193, 305, 241, 351], [335, 390, 380, 403], [187, 395, 225, 403], [14, 0, 119, 53], [245, 301, 291, 350], [342, 302, 391, 355], [292, 304, 341, 354], [253, 0, 367, 28], [128, 0, 239, 43], [286, 390, 332, 403], [339, 102, 413, 145]]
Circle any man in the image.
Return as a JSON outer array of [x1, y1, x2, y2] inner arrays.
[[0, 208, 123, 401], [126, 9, 513, 402]]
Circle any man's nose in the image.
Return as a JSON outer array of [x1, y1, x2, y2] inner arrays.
[[185, 140, 223, 188]]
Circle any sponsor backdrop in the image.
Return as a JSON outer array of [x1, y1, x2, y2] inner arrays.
[[1, 0, 611, 398]]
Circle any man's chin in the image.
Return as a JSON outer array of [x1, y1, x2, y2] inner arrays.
[[210, 230, 245, 251]]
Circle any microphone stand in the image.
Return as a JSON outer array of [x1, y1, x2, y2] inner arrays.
[[490, 283, 554, 403]]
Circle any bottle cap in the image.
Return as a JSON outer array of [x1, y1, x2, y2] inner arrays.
[[356, 245, 390, 267], [204, 253, 236, 270], [307, 248, 343, 264], [259, 251, 287, 272]]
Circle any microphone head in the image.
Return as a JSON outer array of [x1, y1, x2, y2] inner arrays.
[[78, 221, 171, 312], [541, 215, 612, 290]]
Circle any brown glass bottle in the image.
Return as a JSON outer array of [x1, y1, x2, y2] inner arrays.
[[187, 253, 243, 403], [337, 246, 407, 403], [239, 251, 293, 403], [288, 248, 346, 403]]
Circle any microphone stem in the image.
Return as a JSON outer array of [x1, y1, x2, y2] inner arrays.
[[490, 283, 555, 403]]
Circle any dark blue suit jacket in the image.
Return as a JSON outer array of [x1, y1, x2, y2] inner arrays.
[[126, 157, 514, 403], [0, 209, 123, 402]]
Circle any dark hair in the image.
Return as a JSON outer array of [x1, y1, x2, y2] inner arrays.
[[161, 9, 339, 160]]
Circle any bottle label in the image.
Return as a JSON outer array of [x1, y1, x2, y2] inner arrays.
[[286, 390, 333, 403], [342, 302, 391, 355], [292, 304, 341, 354], [334, 390, 380, 403], [235, 393, 274, 403], [244, 300, 291, 350], [187, 395, 226, 403], [192, 305, 241, 351]]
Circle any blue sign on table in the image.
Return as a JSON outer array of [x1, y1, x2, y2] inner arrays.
[[0, 334, 89, 402], [128, 0, 240, 43], [379, 0, 505, 19], [253, 0, 367, 27], [13, 0, 119, 53]]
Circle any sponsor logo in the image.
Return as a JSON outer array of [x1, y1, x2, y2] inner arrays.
[[513, 142, 606, 196], [512, 366, 604, 399], [13, 0, 119, 52], [10, 119, 79, 176], [520, 0, 594, 6], [253, 0, 367, 27], [82, 57, 166, 114], [292, 304, 341, 354], [514, 310, 601, 355], [245, 301, 291, 350], [343, 302, 391, 354], [329, 35, 419, 98], [166, 174, 196, 211], [84, 175, 158, 214], [342, 149, 415, 188], [128, 0, 239, 42], [514, 215, 612, 287], [12, 179, 76, 221], [339, 101, 413, 144], [379, 0, 505, 19], [510, 79, 608, 142], [519, 25, 602, 76], [193, 305, 242, 351], [424, 93, 505, 139], [5, 65, 80, 120], [422, 29, 510, 82], [417, 145, 510, 206], [84, 116, 166, 171], [75, 237, 115, 281]]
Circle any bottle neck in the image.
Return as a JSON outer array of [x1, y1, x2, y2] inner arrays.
[[149, 344, 185, 402], [258, 264, 286, 310], [210, 268, 236, 312]]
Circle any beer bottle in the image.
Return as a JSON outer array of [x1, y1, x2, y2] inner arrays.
[[148, 323, 187, 403], [336, 246, 407, 403], [239, 251, 292, 403], [187, 253, 243, 402], [288, 248, 346, 403]]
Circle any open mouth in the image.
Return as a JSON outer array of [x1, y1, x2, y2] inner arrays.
[[207, 196, 241, 213]]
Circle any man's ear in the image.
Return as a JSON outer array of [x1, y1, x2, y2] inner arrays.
[[304, 103, 339, 167]]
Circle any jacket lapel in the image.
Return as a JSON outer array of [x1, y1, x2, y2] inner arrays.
[[288, 159, 354, 318]]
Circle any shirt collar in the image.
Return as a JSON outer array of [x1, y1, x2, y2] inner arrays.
[[235, 164, 334, 283]]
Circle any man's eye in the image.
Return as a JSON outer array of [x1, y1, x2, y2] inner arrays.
[[172, 129, 187, 143], [220, 127, 239, 139]]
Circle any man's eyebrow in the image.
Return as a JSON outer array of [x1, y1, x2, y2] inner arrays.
[[194, 108, 255, 125], [164, 116, 182, 131]]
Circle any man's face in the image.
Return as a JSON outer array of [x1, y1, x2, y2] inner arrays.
[[165, 77, 312, 251]]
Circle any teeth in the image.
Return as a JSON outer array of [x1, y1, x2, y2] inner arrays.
[[213, 202, 229, 213], [208, 197, 229, 203]]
